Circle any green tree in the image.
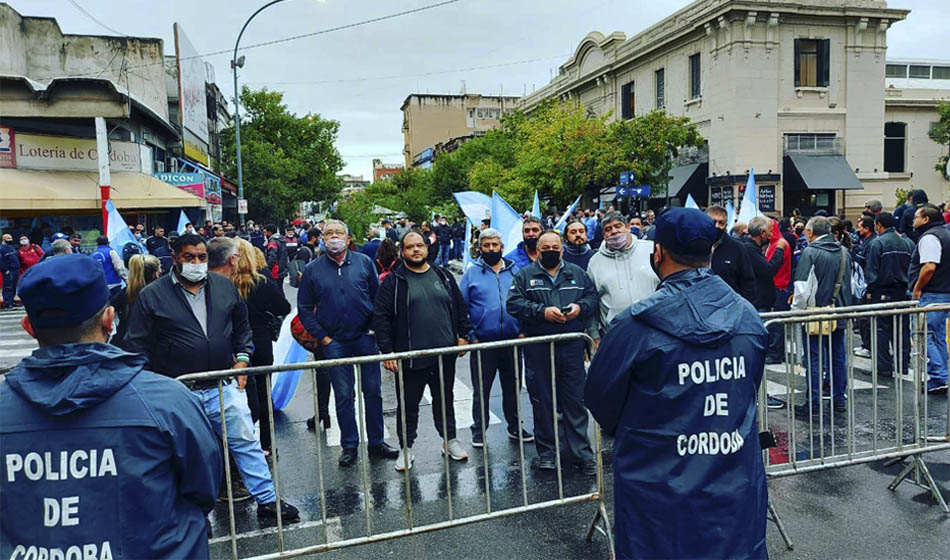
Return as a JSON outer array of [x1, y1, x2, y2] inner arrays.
[[928, 101, 950, 178], [220, 87, 343, 222]]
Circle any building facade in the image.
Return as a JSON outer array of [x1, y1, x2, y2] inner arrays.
[[372, 158, 403, 182], [519, 0, 949, 216], [401, 93, 519, 169]]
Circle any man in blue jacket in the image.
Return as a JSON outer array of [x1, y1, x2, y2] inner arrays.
[[506, 230, 599, 474], [459, 228, 534, 447], [586, 208, 768, 559], [298, 219, 400, 467], [0, 233, 19, 309], [0, 254, 223, 559], [504, 217, 543, 272]]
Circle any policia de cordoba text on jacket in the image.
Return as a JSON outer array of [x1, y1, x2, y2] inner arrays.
[[123, 271, 254, 378], [585, 267, 769, 559], [372, 262, 473, 370]]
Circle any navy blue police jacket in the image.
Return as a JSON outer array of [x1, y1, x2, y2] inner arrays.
[[0, 343, 223, 560], [585, 268, 768, 559]]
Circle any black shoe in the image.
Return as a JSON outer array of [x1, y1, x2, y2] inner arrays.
[[306, 416, 316, 431], [531, 457, 556, 471], [218, 480, 252, 503], [339, 447, 358, 467], [508, 428, 535, 443], [257, 499, 300, 522], [320, 413, 331, 430], [794, 403, 819, 418], [368, 442, 399, 459], [833, 401, 847, 413], [471, 431, 484, 448], [767, 396, 786, 410], [574, 459, 598, 476]]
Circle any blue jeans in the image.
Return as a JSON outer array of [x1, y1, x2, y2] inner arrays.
[[194, 381, 276, 504], [322, 334, 385, 449], [1, 271, 15, 308], [804, 328, 847, 406], [920, 292, 950, 385], [438, 243, 451, 266]]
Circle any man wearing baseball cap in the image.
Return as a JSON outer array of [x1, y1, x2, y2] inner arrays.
[[0, 254, 223, 559], [585, 208, 769, 559]]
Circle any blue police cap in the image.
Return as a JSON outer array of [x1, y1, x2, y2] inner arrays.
[[51, 233, 67, 241], [654, 207, 722, 257], [18, 254, 110, 329]]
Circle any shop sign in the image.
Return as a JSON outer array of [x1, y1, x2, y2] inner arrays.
[[155, 171, 205, 199], [15, 133, 140, 172], [759, 185, 776, 212], [0, 127, 15, 168]]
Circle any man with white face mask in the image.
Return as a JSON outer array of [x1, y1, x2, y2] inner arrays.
[[124, 233, 301, 523], [586, 211, 659, 344]]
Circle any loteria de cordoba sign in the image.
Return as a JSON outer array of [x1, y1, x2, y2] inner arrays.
[[14, 133, 141, 173]]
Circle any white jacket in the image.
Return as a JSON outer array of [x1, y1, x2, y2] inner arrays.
[[586, 235, 659, 336]]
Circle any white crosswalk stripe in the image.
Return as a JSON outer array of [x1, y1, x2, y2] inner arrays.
[[0, 311, 37, 362], [764, 363, 885, 396]]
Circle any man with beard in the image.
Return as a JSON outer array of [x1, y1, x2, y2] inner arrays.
[[124, 233, 299, 522], [562, 219, 594, 270], [504, 217, 543, 272]]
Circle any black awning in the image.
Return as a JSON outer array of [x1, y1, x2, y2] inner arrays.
[[668, 162, 708, 205], [785, 154, 863, 191]]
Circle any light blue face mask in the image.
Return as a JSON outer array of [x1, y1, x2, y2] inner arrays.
[[180, 262, 207, 282]]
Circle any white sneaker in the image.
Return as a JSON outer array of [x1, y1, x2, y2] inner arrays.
[[442, 439, 469, 461], [394, 448, 414, 472], [854, 348, 871, 358]]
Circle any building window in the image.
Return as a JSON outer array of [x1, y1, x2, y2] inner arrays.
[[794, 39, 830, 87], [884, 122, 906, 173], [785, 133, 836, 152], [689, 53, 701, 99], [476, 108, 501, 120], [934, 66, 950, 80], [909, 65, 931, 79], [886, 64, 908, 78], [655, 68, 665, 109], [621, 81, 635, 119]]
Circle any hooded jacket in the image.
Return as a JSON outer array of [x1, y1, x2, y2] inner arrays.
[[373, 262, 473, 370], [0, 343, 222, 560], [562, 242, 594, 270], [265, 234, 289, 280], [585, 268, 768, 559], [458, 257, 521, 342], [586, 235, 659, 336], [767, 219, 792, 291], [504, 240, 536, 272], [792, 234, 854, 313]]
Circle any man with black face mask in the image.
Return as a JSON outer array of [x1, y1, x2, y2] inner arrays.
[[506, 230, 599, 475], [504, 217, 543, 272], [562, 219, 594, 270], [458, 228, 533, 448], [739, 216, 787, 313], [125, 233, 300, 522]]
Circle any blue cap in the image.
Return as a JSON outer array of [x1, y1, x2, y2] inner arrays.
[[18, 254, 110, 329], [51, 233, 68, 241], [654, 207, 722, 257]]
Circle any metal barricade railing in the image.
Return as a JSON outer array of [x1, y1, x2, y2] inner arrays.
[[177, 333, 613, 560], [758, 304, 950, 550]]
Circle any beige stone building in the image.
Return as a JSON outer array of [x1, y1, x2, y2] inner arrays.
[[401, 93, 519, 169], [519, 0, 950, 216]]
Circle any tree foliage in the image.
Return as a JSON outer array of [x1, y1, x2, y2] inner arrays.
[[928, 101, 950, 177], [220, 87, 343, 222]]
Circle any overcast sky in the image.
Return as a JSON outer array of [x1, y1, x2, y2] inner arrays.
[[9, 0, 948, 178]]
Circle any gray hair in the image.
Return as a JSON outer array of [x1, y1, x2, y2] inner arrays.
[[324, 219, 349, 235], [478, 227, 502, 244], [51, 239, 72, 255], [805, 216, 831, 237], [207, 237, 237, 269], [601, 210, 626, 228], [748, 216, 772, 238], [367, 226, 379, 239], [865, 199, 882, 213]]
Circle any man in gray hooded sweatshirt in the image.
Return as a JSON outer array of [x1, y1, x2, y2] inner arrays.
[[587, 211, 659, 344]]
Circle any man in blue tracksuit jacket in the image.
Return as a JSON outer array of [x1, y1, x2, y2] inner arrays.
[[297, 219, 400, 467], [458, 228, 533, 447], [0, 254, 222, 559], [503, 216, 544, 272], [586, 208, 769, 559]]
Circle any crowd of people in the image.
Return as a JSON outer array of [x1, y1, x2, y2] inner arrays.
[[3, 188, 950, 558]]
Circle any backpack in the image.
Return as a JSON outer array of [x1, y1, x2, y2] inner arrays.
[[377, 259, 395, 283], [122, 243, 142, 268], [851, 258, 867, 300]]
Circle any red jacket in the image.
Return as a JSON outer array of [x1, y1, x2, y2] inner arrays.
[[18, 244, 43, 276], [766, 220, 791, 290]]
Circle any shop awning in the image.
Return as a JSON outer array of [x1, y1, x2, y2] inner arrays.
[[785, 155, 863, 190], [0, 169, 205, 212], [668, 162, 709, 199]]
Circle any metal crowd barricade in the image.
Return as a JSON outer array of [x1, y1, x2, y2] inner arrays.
[[757, 303, 950, 550], [177, 332, 613, 560]]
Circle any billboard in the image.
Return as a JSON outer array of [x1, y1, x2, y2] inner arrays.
[[173, 23, 210, 163], [155, 171, 205, 199], [14, 133, 141, 172], [0, 126, 15, 168]]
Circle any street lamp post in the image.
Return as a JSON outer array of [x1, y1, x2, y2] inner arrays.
[[232, 0, 292, 227]]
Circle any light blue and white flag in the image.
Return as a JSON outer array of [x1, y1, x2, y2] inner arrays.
[[532, 190, 541, 218], [105, 200, 144, 255], [270, 314, 307, 411], [735, 169, 762, 225], [491, 191, 523, 252], [685, 193, 700, 209], [453, 191, 492, 225], [553, 195, 582, 233], [177, 210, 190, 234], [725, 199, 736, 229]]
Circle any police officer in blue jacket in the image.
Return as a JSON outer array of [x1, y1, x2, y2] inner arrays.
[[585, 208, 769, 559], [0, 254, 223, 559]]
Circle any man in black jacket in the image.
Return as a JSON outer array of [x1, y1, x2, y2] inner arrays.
[[373, 231, 473, 471], [706, 206, 757, 305], [433, 216, 453, 267], [506, 230, 599, 475], [264, 224, 289, 289], [900, 189, 929, 242], [740, 216, 787, 312], [864, 212, 914, 376], [124, 233, 299, 522]]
